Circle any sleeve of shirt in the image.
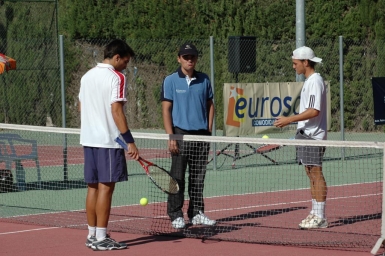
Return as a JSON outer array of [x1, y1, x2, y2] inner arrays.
[[207, 80, 213, 100], [161, 76, 173, 102], [110, 71, 127, 104], [307, 80, 323, 111]]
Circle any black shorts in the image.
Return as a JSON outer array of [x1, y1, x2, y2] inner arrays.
[[295, 130, 325, 166]]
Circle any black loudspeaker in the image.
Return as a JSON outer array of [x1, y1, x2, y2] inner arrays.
[[228, 36, 256, 73]]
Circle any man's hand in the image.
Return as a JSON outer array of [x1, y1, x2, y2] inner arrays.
[[168, 139, 179, 154], [127, 143, 139, 160], [274, 116, 291, 128]]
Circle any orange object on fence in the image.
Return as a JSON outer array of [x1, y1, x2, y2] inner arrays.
[[0, 53, 17, 74]]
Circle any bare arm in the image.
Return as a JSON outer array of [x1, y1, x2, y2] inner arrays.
[[111, 102, 139, 160], [274, 108, 319, 128], [161, 101, 178, 153], [207, 99, 215, 133]]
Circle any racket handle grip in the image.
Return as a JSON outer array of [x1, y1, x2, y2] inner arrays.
[[115, 137, 128, 151]]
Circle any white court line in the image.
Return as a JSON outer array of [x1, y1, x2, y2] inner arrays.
[[0, 226, 60, 235]]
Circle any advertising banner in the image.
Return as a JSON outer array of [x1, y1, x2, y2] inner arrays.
[[223, 82, 331, 136]]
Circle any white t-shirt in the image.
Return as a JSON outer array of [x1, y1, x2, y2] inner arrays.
[[79, 63, 127, 148], [297, 73, 327, 140]]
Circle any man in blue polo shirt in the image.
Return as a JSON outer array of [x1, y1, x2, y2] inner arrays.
[[161, 43, 215, 229]]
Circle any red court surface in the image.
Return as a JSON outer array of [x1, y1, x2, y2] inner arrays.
[[0, 222, 381, 256]]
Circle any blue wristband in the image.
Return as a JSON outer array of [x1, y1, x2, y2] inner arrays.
[[121, 130, 135, 143]]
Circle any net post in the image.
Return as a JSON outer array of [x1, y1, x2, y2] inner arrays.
[[371, 143, 385, 255]]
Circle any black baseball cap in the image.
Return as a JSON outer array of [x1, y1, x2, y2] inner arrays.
[[178, 43, 198, 56]]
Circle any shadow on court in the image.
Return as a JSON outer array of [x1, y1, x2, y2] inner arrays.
[[328, 213, 381, 228]]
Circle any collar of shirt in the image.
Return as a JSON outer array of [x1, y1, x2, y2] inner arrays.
[[177, 66, 198, 86], [97, 63, 114, 69], [185, 75, 196, 86]]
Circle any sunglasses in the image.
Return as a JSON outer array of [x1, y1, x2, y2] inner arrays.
[[181, 55, 197, 60]]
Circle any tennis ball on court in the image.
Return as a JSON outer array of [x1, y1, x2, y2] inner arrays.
[[262, 135, 269, 139], [140, 198, 148, 206]]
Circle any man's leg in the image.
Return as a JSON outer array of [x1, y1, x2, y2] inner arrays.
[[187, 141, 208, 218], [187, 141, 215, 226], [85, 183, 98, 247], [300, 165, 328, 228], [167, 148, 188, 221], [95, 182, 115, 228], [306, 165, 327, 202], [86, 183, 98, 227]]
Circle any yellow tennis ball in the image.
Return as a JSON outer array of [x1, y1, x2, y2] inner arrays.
[[262, 135, 269, 139], [140, 198, 148, 206]]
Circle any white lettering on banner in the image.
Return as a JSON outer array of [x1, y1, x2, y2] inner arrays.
[[252, 118, 275, 126]]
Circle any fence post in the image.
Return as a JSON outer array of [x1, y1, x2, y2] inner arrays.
[[210, 36, 216, 171], [339, 36, 345, 160], [59, 35, 68, 182]]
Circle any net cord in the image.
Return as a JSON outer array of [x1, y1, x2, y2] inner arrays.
[[0, 123, 383, 149]]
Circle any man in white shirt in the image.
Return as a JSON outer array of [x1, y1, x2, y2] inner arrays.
[[274, 46, 328, 229], [79, 39, 139, 250]]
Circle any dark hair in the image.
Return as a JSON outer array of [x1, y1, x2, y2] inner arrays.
[[104, 39, 135, 59], [308, 60, 317, 69], [300, 59, 317, 69]]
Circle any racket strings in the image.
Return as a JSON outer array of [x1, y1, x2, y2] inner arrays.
[[148, 166, 179, 194]]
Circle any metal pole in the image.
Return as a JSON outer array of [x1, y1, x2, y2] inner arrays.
[[339, 36, 345, 160], [59, 35, 68, 182], [296, 0, 305, 82], [210, 36, 216, 170]]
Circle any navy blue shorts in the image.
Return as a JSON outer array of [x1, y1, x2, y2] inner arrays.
[[83, 147, 128, 184]]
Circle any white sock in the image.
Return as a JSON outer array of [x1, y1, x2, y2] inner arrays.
[[310, 199, 316, 215], [88, 225, 96, 238], [313, 201, 326, 219], [96, 227, 107, 241]]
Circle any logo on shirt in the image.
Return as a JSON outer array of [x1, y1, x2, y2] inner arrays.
[[176, 89, 187, 93]]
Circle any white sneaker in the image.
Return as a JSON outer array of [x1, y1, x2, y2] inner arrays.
[[299, 215, 328, 229], [171, 217, 185, 229], [190, 211, 216, 226], [300, 214, 315, 225]]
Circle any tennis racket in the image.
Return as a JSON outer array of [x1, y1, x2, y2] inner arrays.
[[115, 137, 179, 194]]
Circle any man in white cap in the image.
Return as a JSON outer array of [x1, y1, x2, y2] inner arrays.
[[274, 46, 328, 229]]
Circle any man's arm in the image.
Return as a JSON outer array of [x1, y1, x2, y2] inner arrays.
[[111, 101, 139, 159], [161, 101, 178, 153], [274, 108, 319, 128], [161, 101, 174, 135], [207, 99, 215, 133]]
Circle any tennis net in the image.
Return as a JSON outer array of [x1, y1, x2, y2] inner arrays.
[[0, 123, 383, 253]]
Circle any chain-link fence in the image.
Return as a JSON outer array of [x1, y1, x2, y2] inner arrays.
[[64, 37, 385, 141], [0, 0, 60, 126]]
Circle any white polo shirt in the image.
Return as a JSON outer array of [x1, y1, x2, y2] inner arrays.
[[297, 73, 327, 140], [79, 63, 127, 148]]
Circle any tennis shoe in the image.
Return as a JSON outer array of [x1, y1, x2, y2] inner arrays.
[[85, 235, 96, 248], [299, 214, 315, 225], [171, 217, 186, 229], [190, 211, 216, 226], [91, 236, 127, 251], [299, 215, 328, 229]]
